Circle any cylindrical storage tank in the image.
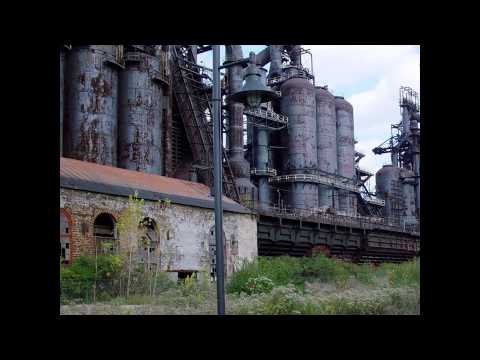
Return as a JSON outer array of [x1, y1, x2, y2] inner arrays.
[[335, 96, 354, 178], [118, 52, 163, 174], [288, 183, 318, 211], [375, 165, 403, 220], [64, 45, 120, 166], [280, 77, 318, 210], [316, 87, 338, 208], [400, 168, 416, 222], [60, 48, 65, 156], [335, 96, 355, 215]]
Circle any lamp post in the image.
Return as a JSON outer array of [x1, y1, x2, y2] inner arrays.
[[211, 47, 278, 315]]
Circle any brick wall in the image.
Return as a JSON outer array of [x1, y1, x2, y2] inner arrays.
[[60, 187, 257, 276]]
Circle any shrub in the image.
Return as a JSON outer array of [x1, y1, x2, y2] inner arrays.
[[301, 254, 351, 287], [379, 257, 420, 288], [60, 255, 176, 303], [260, 285, 319, 315], [244, 276, 275, 295], [227, 256, 304, 294], [319, 296, 386, 315], [226, 258, 260, 294], [227, 285, 319, 315], [60, 255, 123, 303]]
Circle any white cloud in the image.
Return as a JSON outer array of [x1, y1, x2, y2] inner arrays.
[[347, 50, 420, 189], [199, 45, 421, 192], [303, 45, 419, 95], [301, 45, 420, 191]]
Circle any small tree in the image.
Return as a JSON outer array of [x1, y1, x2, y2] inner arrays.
[[116, 191, 145, 298]]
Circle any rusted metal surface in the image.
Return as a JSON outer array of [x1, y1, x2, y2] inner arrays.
[[280, 77, 318, 210], [163, 91, 173, 177], [281, 78, 317, 174], [376, 165, 403, 219], [64, 45, 120, 166], [225, 45, 256, 206], [118, 51, 164, 174], [315, 87, 338, 208], [171, 45, 240, 202], [400, 168, 416, 222], [335, 96, 356, 216], [335, 96, 355, 179], [60, 157, 248, 213]]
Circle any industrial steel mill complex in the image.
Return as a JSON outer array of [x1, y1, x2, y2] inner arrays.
[[59, 45, 420, 280]]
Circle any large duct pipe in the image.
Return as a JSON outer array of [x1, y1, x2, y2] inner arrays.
[[64, 45, 120, 166], [268, 45, 283, 78], [225, 45, 247, 178], [255, 46, 271, 67], [225, 45, 256, 205], [255, 128, 271, 209]]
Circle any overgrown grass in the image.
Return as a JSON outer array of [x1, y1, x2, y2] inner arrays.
[[378, 258, 420, 288], [60, 255, 177, 304], [61, 255, 420, 315], [227, 254, 393, 294]]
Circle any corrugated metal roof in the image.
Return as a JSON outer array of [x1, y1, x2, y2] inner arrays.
[[60, 157, 251, 214]]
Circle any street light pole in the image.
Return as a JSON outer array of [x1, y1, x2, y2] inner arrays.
[[212, 45, 225, 315], [211, 47, 278, 315]]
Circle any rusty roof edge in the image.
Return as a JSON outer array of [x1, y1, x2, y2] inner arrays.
[[60, 176, 252, 215]]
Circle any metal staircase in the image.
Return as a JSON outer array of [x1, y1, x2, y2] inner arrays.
[[171, 45, 240, 202]]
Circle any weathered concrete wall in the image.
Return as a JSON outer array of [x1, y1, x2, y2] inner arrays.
[[60, 187, 257, 277]]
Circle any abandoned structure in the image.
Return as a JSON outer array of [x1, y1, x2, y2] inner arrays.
[[60, 157, 257, 279], [60, 45, 420, 268]]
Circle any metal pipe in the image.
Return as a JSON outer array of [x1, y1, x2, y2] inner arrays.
[[225, 45, 255, 205], [268, 45, 283, 78], [212, 45, 225, 315], [255, 46, 271, 67]]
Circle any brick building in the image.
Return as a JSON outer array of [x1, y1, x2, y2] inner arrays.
[[60, 157, 257, 280]]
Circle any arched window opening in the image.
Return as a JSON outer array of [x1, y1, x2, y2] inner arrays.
[[60, 211, 71, 265], [138, 217, 159, 269], [94, 213, 118, 255]]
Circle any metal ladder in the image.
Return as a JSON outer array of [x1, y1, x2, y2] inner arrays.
[[171, 45, 240, 202]]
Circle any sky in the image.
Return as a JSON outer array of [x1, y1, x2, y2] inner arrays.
[[198, 45, 420, 192]]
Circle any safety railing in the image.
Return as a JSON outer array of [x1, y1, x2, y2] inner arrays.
[[269, 174, 359, 193], [267, 65, 314, 87], [250, 168, 277, 177], [261, 205, 418, 234], [243, 107, 288, 125], [364, 197, 385, 206]]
